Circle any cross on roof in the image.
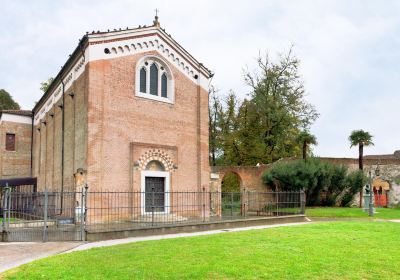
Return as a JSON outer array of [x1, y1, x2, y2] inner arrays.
[[153, 9, 160, 27]]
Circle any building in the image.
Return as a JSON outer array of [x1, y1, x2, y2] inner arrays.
[[2, 16, 212, 206], [0, 110, 32, 179], [0, 17, 305, 241]]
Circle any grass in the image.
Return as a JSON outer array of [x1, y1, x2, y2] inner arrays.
[[3, 221, 400, 279], [0, 218, 14, 223], [306, 207, 400, 219]]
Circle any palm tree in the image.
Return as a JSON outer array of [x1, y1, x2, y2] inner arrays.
[[349, 129, 374, 208], [297, 131, 317, 161], [348, 130, 374, 171]]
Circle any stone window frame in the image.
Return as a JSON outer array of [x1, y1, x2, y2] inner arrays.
[[135, 55, 175, 104]]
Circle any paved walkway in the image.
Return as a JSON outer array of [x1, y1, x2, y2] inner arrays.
[[0, 221, 311, 273], [67, 221, 312, 253], [0, 241, 82, 273]]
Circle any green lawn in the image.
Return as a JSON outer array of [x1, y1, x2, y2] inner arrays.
[[306, 207, 400, 219], [3, 221, 400, 279]]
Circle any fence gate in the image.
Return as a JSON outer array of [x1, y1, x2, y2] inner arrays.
[[1, 184, 88, 242]]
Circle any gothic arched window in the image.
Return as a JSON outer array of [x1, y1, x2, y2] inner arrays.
[[150, 63, 158, 96], [135, 56, 174, 103], [161, 73, 168, 98], [139, 67, 147, 93]]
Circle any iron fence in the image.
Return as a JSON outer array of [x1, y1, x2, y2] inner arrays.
[[83, 190, 305, 232], [1, 187, 305, 242], [1, 186, 86, 242]]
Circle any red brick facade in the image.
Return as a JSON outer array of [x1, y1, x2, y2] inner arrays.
[[86, 51, 210, 192], [30, 24, 211, 194], [0, 112, 32, 179]]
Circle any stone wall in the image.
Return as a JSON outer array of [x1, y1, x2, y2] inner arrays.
[[319, 157, 400, 207], [211, 157, 400, 207]]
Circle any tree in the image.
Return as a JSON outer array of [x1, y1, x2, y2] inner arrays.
[[348, 130, 374, 171], [296, 131, 317, 161], [219, 92, 241, 165], [243, 48, 319, 163], [208, 48, 319, 166], [349, 129, 374, 207], [40, 77, 54, 93], [234, 99, 265, 165], [0, 89, 20, 110], [209, 86, 223, 166]]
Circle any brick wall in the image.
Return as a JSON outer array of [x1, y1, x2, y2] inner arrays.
[[0, 120, 32, 178], [31, 50, 209, 194], [32, 73, 88, 191], [211, 157, 400, 191], [86, 51, 210, 192]]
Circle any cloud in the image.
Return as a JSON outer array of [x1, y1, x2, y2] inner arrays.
[[1, 0, 399, 157]]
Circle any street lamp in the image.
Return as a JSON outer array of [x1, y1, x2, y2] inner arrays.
[[366, 164, 380, 216], [367, 170, 374, 217]]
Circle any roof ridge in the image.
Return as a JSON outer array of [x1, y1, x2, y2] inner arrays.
[[0, 109, 33, 117]]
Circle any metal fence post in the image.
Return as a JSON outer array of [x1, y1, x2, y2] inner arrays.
[[2, 184, 9, 232], [276, 192, 279, 216], [43, 189, 48, 242], [7, 185, 11, 228], [80, 187, 85, 241], [230, 192, 234, 217], [242, 188, 246, 218], [83, 184, 89, 241], [151, 187, 155, 226], [202, 187, 206, 222]]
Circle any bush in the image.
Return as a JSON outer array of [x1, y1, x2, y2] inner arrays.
[[340, 193, 355, 207], [263, 158, 367, 207], [340, 170, 367, 207]]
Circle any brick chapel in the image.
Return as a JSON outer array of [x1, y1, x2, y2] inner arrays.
[[0, 16, 212, 200]]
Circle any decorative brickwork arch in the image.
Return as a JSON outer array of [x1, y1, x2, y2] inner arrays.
[[137, 148, 174, 172], [211, 165, 273, 193]]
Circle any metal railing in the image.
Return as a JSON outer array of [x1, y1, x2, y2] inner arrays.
[[1, 187, 305, 242], [85, 190, 305, 232], [1, 185, 86, 242]]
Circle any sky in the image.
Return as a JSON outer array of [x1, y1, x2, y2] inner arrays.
[[1, 0, 399, 158]]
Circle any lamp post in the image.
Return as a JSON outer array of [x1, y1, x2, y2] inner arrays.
[[368, 170, 374, 217]]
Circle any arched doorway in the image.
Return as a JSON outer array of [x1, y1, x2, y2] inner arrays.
[[221, 171, 242, 192], [220, 172, 242, 216], [372, 178, 390, 208]]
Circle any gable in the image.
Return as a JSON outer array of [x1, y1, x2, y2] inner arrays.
[[34, 25, 211, 125], [88, 28, 210, 91]]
